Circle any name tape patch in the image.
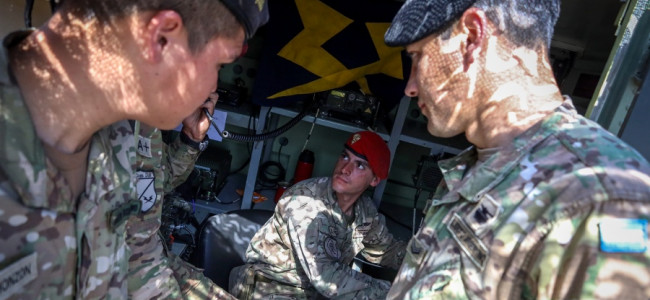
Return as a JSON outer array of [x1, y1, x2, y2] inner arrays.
[[0, 252, 37, 300]]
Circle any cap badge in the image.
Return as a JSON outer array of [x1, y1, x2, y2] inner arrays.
[[351, 133, 361, 144], [255, 0, 265, 11]]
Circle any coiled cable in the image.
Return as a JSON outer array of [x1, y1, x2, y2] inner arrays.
[[204, 100, 318, 143]]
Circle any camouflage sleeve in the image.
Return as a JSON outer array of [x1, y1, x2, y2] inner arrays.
[[163, 134, 201, 192], [360, 213, 406, 270], [127, 233, 183, 299], [167, 253, 237, 300], [128, 232, 236, 300], [287, 213, 392, 299], [527, 204, 650, 299]]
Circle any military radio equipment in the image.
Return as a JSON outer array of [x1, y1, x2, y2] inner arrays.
[[317, 89, 381, 129]]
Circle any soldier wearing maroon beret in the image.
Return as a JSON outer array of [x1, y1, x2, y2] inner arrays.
[[230, 131, 406, 299]]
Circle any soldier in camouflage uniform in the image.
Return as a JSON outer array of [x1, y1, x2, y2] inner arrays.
[[383, 0, 650, 299], [230, 131, 407, 299], [0, 0, 267, 299], [126, 93, 239, 300]]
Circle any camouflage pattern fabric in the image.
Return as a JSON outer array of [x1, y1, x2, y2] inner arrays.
[[126, 123, 236, 299], [387, 100, 650, 300], [1, 30, 233, 299], [1, 30, 79, 299], [233, 177, 406, 299], [168, 252, 238, 299], [1, 29, 141, 299]]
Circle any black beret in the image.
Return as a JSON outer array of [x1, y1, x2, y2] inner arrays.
[[385, 0, 477, 46], [220, 0, 270, 39]]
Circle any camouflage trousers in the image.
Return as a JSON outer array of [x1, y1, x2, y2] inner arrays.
[[168, 253, 237, 300], [229, 265, 324, 300]]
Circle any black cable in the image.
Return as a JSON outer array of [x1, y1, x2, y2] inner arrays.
[[230, 156, 251, 175], [412, 189, 421, 236], [24, 0, 60, 28], [278, 144, 284, 164], [226, 109, 256, 176], [24, 0, 35, 27], [49, 0, 59, 13], [213, 195, 240, 205], [205, 100, 319, 142]]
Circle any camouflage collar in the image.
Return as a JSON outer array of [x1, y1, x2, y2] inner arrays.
[[0, 30, 62, 209], [439, 100, 578, 203]]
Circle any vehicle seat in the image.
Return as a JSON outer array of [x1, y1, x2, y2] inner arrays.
[[188, 209, 273, 289]]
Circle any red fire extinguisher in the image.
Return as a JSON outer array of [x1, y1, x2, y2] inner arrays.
[[293, 149, 314, 184], [274, 149, 314, 203]]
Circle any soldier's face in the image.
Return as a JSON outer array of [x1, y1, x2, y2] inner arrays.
[[332, 149, 380, 197], [404, 28, 476, 138], [143, 29, 245, 129]]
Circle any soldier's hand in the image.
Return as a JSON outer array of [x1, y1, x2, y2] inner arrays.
[[180, 92, 218, 141]]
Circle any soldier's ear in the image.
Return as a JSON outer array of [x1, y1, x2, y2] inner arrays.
[[369, 175, 381, 187], [460, 8, 488, 70], [143, 10, 185, 63]]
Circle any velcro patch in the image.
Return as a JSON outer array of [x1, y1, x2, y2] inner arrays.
[[599, 218, 647, 253], [324, 238, 341, 260], [448, 213, 488, 270], [136, 171, 156, 212], [0, 252, 37, 300], [108, 200, 141, 230], [137, 135, 152, 157]]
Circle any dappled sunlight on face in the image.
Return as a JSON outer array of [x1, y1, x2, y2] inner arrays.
[[511, 46, 540, 77], [490, 81, 525, 103], [484, 40, 518, 74], [10, 10, 137, 148], [411, 32, 471, 138], [87, 17, 142, 113], [148, 31, 244, 130]]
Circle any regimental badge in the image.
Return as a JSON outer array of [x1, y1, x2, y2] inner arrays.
[[324, 237, 341, 260], [136, 171, 156, 212], [351, 133, 361, 145], [448, 213, 488, 270], [255, 0, 265, 11], [467, 194, 500, 235]]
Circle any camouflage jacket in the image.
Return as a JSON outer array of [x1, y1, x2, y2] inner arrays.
[[1, 30, 231, 300], [127, 124, 235, 300], [243, 177, 406, 299], [0, 30, 138, 299], [387, 100, 650, 300], [126, 123, 195, 299]]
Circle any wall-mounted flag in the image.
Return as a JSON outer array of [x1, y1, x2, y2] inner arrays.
[[251, 0, 410, 112]]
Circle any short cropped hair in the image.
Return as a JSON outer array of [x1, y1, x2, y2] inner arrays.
[[474, 0, 560, 50], [66, 0, 242, 54], [435, 0, 560, 51]]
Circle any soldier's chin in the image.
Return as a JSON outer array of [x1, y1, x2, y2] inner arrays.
[[428, 125, 458, 138], [146, 117, 183, 131], [331, 180, 346, 193]]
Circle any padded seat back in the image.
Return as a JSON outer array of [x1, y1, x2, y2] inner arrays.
[[189, 209, 273, 289]]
